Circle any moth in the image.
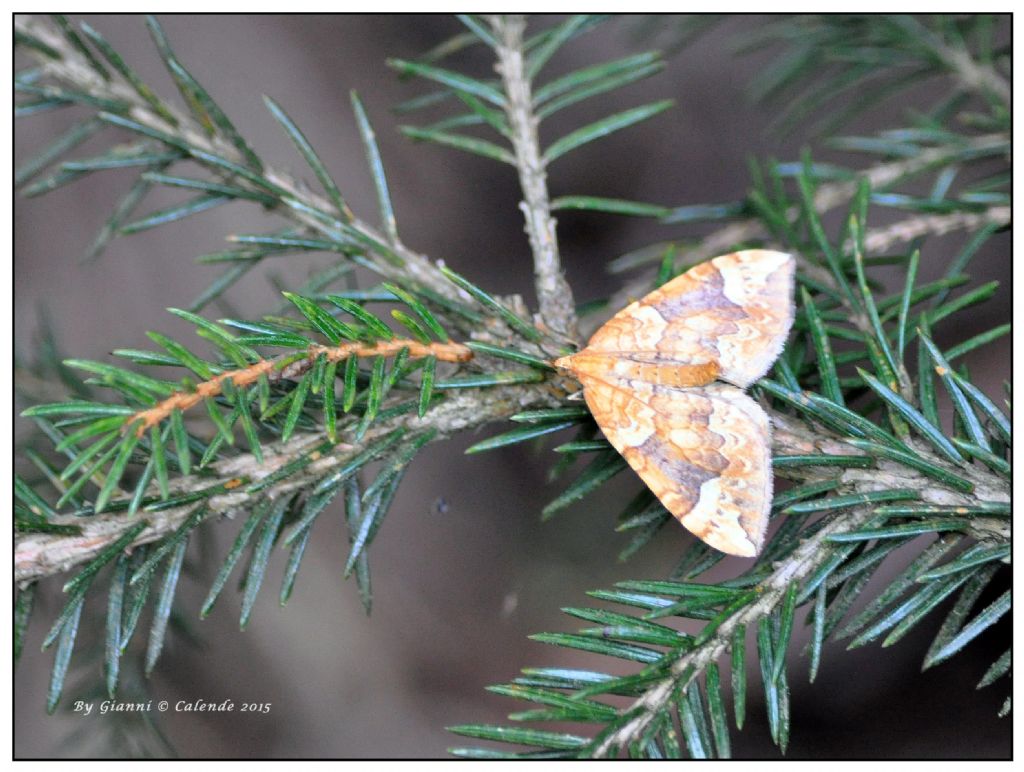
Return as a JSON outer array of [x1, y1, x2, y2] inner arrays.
[[554, 250, 795, 557]]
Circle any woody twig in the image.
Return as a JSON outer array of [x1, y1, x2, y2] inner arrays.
[[492, 14, 580, 344], [125, 339, 472, 436]]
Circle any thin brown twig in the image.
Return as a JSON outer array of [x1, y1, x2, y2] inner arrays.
[[126, 339, 472, 436], [15, 377, 565, 584]]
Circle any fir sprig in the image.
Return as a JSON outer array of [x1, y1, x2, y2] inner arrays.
[[436, 16, 1007, 754], [14, 14, 582, 711], [15, 13, 1009, 756]]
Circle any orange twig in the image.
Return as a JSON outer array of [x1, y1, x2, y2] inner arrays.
[[127, 339, 473, 436]]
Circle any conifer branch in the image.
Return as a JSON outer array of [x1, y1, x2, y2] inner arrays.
[[16, 379, 563, 584], [912, 19, 1010, 103], [491, 14, 579, 343], [597, 132, 1009, 336], [863, 206, 1010, 254], [13, 15, 471, 311], [126, 339, 471, 436], [593, 497, 879, 755], [16, 15, 1010, 750], [593, 412, 1008, 754], [18, 399, 1007, 586]]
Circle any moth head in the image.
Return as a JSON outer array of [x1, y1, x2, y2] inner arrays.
[[552, 353, 587, 400], [552, 353, 576, 372]]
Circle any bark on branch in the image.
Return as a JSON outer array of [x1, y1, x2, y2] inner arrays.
[[16, 381, 565, 583], [15, 18, 1009, 651], [17, 404, 1008, 585], [594, 132, 1009, 337], [594, 411, 1009, 755], [491, 14, 579, 343]]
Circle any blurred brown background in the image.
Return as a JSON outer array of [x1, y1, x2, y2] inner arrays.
[[14, 14, 1010, 759]]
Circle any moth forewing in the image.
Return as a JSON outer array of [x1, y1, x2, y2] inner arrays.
[[555, 250, 795, 557]]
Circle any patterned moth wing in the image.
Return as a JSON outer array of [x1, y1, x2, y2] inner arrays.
[[554, 250, 795, 557]]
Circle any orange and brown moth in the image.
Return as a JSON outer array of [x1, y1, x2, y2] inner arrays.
[[554, 250, 795, 557]]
